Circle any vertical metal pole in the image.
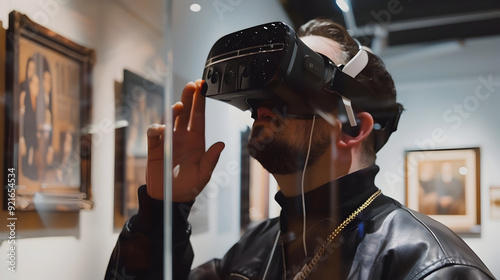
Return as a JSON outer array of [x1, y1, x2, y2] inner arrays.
[[163, 0, 173, 279]]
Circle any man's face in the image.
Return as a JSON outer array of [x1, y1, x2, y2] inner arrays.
[[247, 36, 343, 175]]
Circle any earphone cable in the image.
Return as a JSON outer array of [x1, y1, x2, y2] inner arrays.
[[301, 115, 316, 257]]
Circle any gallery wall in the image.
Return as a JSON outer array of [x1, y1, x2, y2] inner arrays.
[[377, 35, 500, 277], [0, 0, 167, 279]]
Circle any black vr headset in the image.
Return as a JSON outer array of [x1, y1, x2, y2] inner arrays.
[[202, 21, 403, 152]]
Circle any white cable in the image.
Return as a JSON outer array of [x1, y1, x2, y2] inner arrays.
[[301, 115, 316, 257], [262, 230, 281, 279]]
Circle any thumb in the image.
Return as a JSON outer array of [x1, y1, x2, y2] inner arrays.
[[199, 142, 225, 184], [146, 123, 166, 200]]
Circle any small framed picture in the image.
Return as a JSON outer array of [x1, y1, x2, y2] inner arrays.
[[405, 147, 480, 234], [490, 187, 500, 219], [3, 11, 94, 211]]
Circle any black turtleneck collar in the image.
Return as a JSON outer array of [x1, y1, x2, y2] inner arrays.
[[274, 165, 380, 240]]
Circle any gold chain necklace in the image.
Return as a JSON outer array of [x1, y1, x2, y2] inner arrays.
[[282, 189, 382, 280]]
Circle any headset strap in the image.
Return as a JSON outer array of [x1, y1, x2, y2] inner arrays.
[[342, 45, 370, 78]]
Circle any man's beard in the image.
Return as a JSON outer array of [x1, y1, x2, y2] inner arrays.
[[247, 122, 331, 175]]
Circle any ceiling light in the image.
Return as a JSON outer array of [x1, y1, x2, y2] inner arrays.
[[336, 0, 350, 12], [190, 4, 201, 12]]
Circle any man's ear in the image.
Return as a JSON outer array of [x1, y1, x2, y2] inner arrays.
[[338, 112, 374, 148]]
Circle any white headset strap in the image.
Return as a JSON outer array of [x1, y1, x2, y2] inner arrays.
[[338, 43, 373, 127], [342, 45, 371, 78], [341, 96, 357, 126]]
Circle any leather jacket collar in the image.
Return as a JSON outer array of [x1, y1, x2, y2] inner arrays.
[[275, 165, 380, 242]]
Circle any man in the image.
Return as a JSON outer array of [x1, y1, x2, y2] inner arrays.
[[106, 19, 495, 279]]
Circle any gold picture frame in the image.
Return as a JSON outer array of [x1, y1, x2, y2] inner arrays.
[[405, 147, 481, 234], [3, 11, 94, 212]]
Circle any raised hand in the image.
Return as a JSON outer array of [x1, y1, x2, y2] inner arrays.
[[146, 80, 225, 202]]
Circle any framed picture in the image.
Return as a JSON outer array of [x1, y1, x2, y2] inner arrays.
[[405, 147, 481, 234], [490, 187, 500, 219], [3, 11, 95, 211], [114, 70, 164, 227]]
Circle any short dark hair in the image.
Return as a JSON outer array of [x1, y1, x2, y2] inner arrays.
[[298, 18, 402, 160]]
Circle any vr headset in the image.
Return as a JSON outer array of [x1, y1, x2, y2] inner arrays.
[[202, 21, 402, 151]]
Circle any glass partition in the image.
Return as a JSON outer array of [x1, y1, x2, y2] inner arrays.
[[1, 0, 499, 279], [0, 1, 171, 279]]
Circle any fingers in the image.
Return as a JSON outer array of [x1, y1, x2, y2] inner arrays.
[[175, 80, 206, 133], [175, 82, 197, 131], [172, 101, 183, 119], [199, 141, 225, 184], [189, 80, 207, 134], [172, 101, 183, 131]]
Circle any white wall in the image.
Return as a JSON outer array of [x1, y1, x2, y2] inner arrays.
[[377, 35, 500, 277]]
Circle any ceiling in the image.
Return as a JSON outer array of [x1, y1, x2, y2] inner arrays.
[[280, 0, 500, 48]]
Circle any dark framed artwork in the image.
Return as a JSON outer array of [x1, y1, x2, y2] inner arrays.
[[114, 70, 164, 228], [405, 147, 481, 234], [3, 11, 94, 212]]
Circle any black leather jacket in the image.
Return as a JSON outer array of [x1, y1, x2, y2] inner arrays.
[[105, 166, 495, 280]]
